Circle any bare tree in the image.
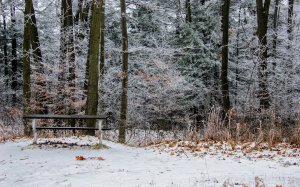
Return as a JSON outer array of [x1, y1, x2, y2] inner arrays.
[[119, 0, 129, 143], [256, 0, 271, 109], [11, 1, 17, 104], [22, 0, 33, 135], [221, 0, 230, 114]]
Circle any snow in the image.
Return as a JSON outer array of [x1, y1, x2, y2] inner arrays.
[[0, 136, 300, 187]]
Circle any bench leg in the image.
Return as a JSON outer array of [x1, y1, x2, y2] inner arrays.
[[32, 119, 38, 144], [97, 120, 103, 146]]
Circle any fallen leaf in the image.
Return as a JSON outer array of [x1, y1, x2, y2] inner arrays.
[[97, 156, 105, 161], [75, 156, 86, 161]]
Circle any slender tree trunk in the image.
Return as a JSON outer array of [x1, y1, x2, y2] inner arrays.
[[11, 2, 17, 105], [185, 0, 192, 23], [256, 0, 271, 110], [65, 0, 76, 118], [272, 0, 280, 71], [118, 0, 129, 143], [85, 0, 103, 135], [58, 0, 68, 114], [59, 0, 76, 116], [235, 5, 241, 106], [82, 0, 91, 23], [74, 0, 83, 24], [30, 2, 42, 64], [75, 0, 84, 39], [221, 0, 230, 114], [23, 0, 33, 135], [287, 0, 294, 117], [2, 9, 8, 88], [29, 1, 46, 114], [175, 0, 181, 37]]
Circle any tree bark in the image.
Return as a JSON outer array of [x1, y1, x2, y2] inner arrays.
[[272, 0, 280, 71], [98, 0, 105, 114], [85, 0, 103, 135], [23, 0, 33, 135], [286, 0, 294, 117], [1, 4, 8, 88], [11, 2, 17, 104], [185, 0, 192, 23], [119, 0, 129, 144], [29, 1, 46, 114], [235, 6, 241, 105], [256, 0, 271, 109], [221, 0, 230, 114], [65, 0, 76, 117]]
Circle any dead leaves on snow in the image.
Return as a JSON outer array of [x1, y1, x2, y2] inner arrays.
[[75, 156, 86, 161], [75, 156, 105, 161], [149, 139, 300, 161]]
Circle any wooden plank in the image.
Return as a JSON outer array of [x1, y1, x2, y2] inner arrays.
[[36, 127, 112, 130], [23, 114, 107, 119]]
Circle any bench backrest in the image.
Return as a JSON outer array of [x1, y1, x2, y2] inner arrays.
[[23, 114, 107, 120]]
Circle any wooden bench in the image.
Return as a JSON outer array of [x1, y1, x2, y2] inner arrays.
[[23, 114, 109, 144]]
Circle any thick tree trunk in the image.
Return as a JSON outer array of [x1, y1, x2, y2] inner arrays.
[[256, 0, 271, 110], [83, 0, 92, 110], [23, 0, 33, 135], [185, 0, 192, 23], [221, 0, 230, 114], [118, 0, 129, 144], [85, 0, 103, 135], [98, 0, 105, 114]]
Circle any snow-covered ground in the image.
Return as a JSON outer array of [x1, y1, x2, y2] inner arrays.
[[0, 136, 299, 187]]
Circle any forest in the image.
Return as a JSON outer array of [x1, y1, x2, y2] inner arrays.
[[0, 0, 300, 143], [1, 0, 300, 186]]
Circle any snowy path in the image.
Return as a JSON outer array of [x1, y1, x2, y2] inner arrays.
[[0, 137, 299, 187]]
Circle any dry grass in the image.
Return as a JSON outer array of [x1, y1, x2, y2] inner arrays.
[[292, 105, 300, 145], [0, 107, 24, 142]]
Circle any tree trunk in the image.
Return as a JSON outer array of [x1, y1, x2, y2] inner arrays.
[[30, 2, 42, 64], [256, 0, 271, 110], [118, 0, 129, 144], [23, 0, 33, 135], [83, 0, 92, 110], [29, 1, 46, 114], [11, 2, 17, 105], [235, 6, 241, 105], [185, 0, 192, 23], [272, 0, 280, 71], [2, 6, 9, 88], [65, 0, 76, 118], [221, 0, 230, 114], [98, 0, 105, 114], [286, 0, 294, 117], [85, 0, 103, 135]]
